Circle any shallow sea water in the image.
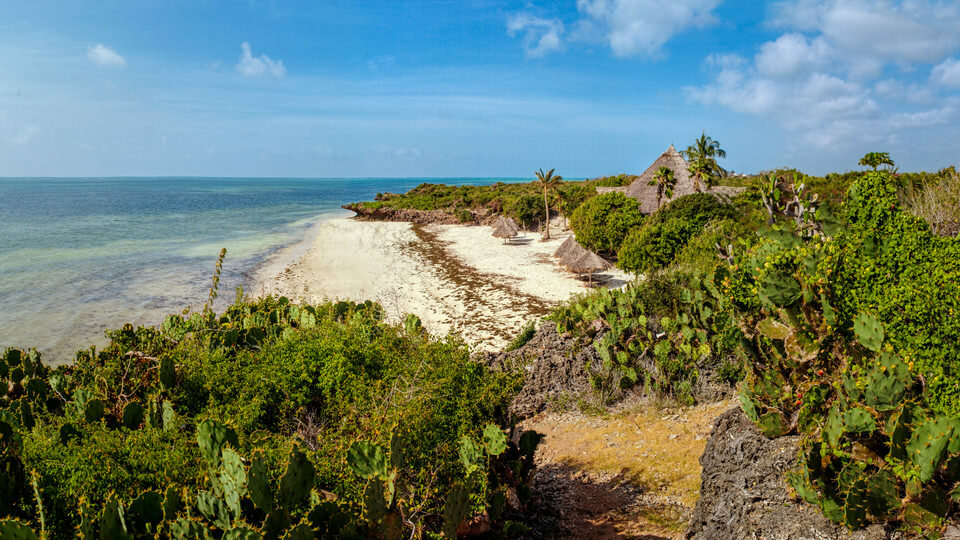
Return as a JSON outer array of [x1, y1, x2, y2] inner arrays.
[[0, 176, 520, 363]]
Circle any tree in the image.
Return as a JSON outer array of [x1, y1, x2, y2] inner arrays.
[[858, 152, 895, 171], [557, 184, 596, 229], [535, 168, 563, 240], [648, 166, 677, 209], [568, 192, 644, 254], [682, 132, 727, 192]]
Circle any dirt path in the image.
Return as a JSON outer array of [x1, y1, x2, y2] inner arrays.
[[521, 399, 734, 539]]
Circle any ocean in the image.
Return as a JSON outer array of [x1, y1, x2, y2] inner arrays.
[[0, 176, 523, 364]]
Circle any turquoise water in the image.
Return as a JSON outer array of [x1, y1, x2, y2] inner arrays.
[[0, 177, 522, 363]]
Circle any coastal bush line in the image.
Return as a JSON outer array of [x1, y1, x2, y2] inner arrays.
[[0, 294, 537, 538]]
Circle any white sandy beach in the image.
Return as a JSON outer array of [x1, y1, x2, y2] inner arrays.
[[256, 217, 631, 352]]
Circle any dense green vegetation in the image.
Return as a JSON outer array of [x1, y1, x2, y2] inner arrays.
[[0, 293, 537, 538], [616, 194, 736, 275], [567, 192, 644, 255], [547, 157, 960, 534], [729, 169, 960, 533], [356, 175, 632, 228]]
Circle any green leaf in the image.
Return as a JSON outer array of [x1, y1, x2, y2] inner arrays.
[[852, 313, 884, 352], [482, 424, 507, 456], [346, 441, 389, 480]]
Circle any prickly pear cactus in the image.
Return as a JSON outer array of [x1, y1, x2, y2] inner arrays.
[[442, 484, 469, 539], [278, 445, 315, 509], [346, 441, 389, 480]]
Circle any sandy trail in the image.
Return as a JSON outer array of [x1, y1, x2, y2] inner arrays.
[[256, 217, 631, 351]]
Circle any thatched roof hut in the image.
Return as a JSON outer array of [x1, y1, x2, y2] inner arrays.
[[624, 144, 695, 214], [492, 222, 518, 243], [553, 236, 577, 258], [565, 250, 611, 284], [602, 144, 746, 214]]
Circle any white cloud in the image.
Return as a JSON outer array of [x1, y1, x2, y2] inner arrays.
[[506, 14, 564, 58], [768, 1, 960, 78], [87, 44, 126, 68], [9, 125, 40, 144], [575, 0, 720, 57], [507, 0, 720, 59], [932, 58, 960, 88], [236, 42, 286, 78], [688, 1, 960, 154], [755, 33, 830, 78]]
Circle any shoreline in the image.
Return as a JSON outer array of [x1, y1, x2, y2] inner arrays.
[[255, 216, 631, 352]]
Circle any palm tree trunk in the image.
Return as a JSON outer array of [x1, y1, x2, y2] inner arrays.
[[542, 185, 551, 239]]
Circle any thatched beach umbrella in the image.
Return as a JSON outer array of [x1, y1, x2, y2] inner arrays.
[[565, 250, 611, 285], [559, 241, 591, 267], [492, 216, 521, 234], [492, 222, 518, 244], [553, 236, 577, 258]]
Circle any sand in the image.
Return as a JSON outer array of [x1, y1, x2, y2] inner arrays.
[[256, 217, 631, 352]]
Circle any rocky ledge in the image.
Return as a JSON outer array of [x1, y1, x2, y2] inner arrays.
[[687, 407, 902, 539]]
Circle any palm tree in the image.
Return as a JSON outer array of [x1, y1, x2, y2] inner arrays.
[[682, 132, 727, 192], [648, 166, 676, 209], [535, 168, 563, 240]]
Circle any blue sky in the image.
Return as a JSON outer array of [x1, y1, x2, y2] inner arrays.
[[1, 0, 959, 178]]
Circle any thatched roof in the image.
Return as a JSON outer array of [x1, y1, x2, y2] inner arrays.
[[492, 222, 518, 239], [559, 242, 591, 267], [614, 144, 747, 214], [565, 250, 611, 274], [553, 236, 577, 258], [624, 144, 696, 214], [492, 216, 520, 233]]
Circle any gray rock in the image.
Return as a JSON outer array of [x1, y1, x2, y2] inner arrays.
[[686, 407, 902, 540]]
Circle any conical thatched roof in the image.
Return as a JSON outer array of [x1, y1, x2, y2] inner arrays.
[[624, 144, 696, 214], [558, 242, 589, 266], [492, 216, 520, 233], [565, 250, 611, 274], [618, 144, 746, 213], [492, 222, 518, 239], [553, 236, 577, 258]]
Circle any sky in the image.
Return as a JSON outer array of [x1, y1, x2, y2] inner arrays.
[[1, 0, 959, 178]]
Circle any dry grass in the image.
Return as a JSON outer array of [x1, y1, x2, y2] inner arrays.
[[906, 171, 960, 237], [523, 398, 734, 537]]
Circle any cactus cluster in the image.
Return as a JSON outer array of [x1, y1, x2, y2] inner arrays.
[[729, 169, 960, 533], [551, 270, 742, 405]]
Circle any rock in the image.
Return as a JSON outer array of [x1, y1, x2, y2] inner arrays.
[[483, 323, 594, 419], [686, 407, 902, 540]]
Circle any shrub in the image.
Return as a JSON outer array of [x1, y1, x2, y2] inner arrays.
[[507, 194, 545, 226], [505, 320, 537, 352], [906, 168, 960, 237], [674, 218, 749, 273], [568, 192, 644, 254], [617, 218, 699, 274], [648, 192, 735, 227], [0, 296, 527, 538]]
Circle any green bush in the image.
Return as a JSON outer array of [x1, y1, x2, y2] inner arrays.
[[0, 296, 527, 538], [505, 320, 537, 352], [568, 192, 644, 254], [648, 193, 735, 227], [507, 193, 545, 226], [615, 194, 738, 275], [674, 218, 749, 273], [617, 218, 699, 275]]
